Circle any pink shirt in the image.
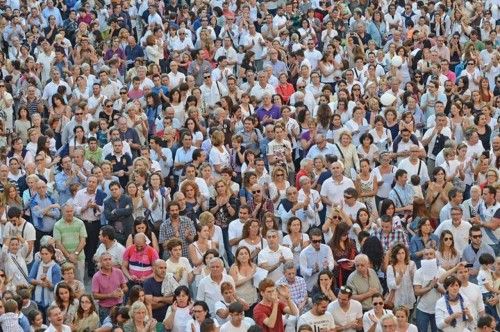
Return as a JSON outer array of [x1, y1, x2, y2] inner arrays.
[[123, 245, 159, 280], [91, 267, 127, 308]]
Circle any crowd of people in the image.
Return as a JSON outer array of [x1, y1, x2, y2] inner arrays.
[[0, 0, 499, 331]]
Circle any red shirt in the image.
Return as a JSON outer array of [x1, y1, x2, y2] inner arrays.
[[295, 169, 308, 190], [253, 301, 286, 332], [275, 83, 295, 104]]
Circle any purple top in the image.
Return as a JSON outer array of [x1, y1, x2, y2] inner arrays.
[[256, 104, 281, 122]]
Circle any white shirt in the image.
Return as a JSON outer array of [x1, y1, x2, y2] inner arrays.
[[320, 176, 355, 216], [362, 308, 393, 332], [228, 219, 246, 255], [93, 240, 126, 267], [196, 274, 235, 315], [167, 71, 185, 89], [299, 244, 334, 291], [398, 157, 430, 183], [327, 300, 363, 332], [304, 48, 322, 70], [201, 82, 228, 107], [435, 294, 473, 331], [2, 221, 35, 264], [257, 245, 294, 281], [297, 310, 336, 331], [460, 282, 485, 321]]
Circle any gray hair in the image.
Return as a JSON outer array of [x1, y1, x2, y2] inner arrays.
[[300, 158, 313, 168]]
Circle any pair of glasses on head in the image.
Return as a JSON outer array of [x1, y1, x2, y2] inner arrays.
[[339, 285, 352, 293]]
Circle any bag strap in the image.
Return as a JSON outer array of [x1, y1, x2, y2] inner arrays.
[[10, 254, 30, 283], [335, 143, 345, 160], [429, 183, 446, 207], [393, 188, 405, 207], [417, 160, 422, 177]]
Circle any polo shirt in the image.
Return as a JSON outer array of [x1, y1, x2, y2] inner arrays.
[[53, 218, 87, 261], [346, 269, 383, 311], [91, 267, 127, 308], [122, 245, 159, 280]]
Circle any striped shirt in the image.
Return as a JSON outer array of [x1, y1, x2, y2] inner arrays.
[[122, 245, 159, 280], [53, 218, 87, 261]]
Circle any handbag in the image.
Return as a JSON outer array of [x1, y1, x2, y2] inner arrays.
[[384, 289, 396, 310]]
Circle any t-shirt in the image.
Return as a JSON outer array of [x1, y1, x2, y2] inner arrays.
[[477, 269, 494, 294], [143, 277, 167, 322], [297, 310, 336, 332], [257, 245, 294, 281], [326, 300, 363, 332], [122, 245, 159, 280], [253, 301, 286, 332]]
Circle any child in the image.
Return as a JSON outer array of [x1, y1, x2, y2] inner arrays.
[[477, 253, 499, 318], [87, 120, 99, 140], [17, 286, 38, 317], [27, 309, 47, 332], [213, 282, 249, 325], [44, 129, 57, 156], [410, 174, 424, 199], [0, 299, 23, 332], [59, 263, 84, 299], [97, 119, 109, 147]]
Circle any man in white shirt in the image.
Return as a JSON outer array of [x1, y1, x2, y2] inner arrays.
[[398, 145, 430, 184], [220, 302, 254, 332], [303, 40, 322, 70], [299, 228, 334, 291], [320, 161, 355, 217], [456, 263, 485, 321], [242, 23, 266, 70], [228, 206, 250, 256], [434, 206, 472, 255], [250, 71, 275, 105], [196, 257, 234, 314], [298, 294, 336, 331], [93, 225, 125, 268], [200, 73, 228, 108], [45, 305, 71, 332], [422, 113, 452, 173], [327, 286, 363, 332], [3, 206, 36, 265], [214, 37, 238, 73], [258, 229, 293, 281], [166, 61, 185, 89]]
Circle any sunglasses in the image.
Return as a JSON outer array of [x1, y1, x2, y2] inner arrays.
[[471, 234, 482, 239], [75, 113, 83, 115], [120, 91, 127, 94], [344, 196, 353, 199], [204, 76, 211, 79], [373, 302, 384, 306], [330, 215, 340, 220], [443, 237, 453, 241], [276, 173, 284, 177], [340, 285, 352, 293], [106, 105, 113, 107], [311, 239, 322, 243], [252, 190, 261, 194], [468, 63, 474, 65]]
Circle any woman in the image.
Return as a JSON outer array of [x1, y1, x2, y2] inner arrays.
[[275, 73, 295, 104], [318, 51, 337, 88], [126, 217, 160, 254], [261, 212, 282, 239], [409, 217, 439, 268], [69, 125, 87, 156], [184, 301, 216, 332], [436, 231, 461, 270], [357, 133, 379, 167], [181, 180, 206, 221], [14, 107, 31, 144], [474, 112, 492, 151], [209, 130, 231, 176], [185, 118, 203, 148], [209, 179, 238, 258], [362, 293, 392, 332], [350, 208, 378, 250], [282, 217, 310, 270], [53, 282, 79, 325], [145, 94, 162, 137], [163, 286, 193, 332], [394, 305, 418, 332], [345, 107, 369, 146], [384, 108, 400, 140], [200, 163, 216, 197], [29, 245, 62, 314], [379, 199, 404, 231], [322, 207, 351, 243], [387, 244, 416, 310], [126, 182, 147, 219], [73, 294, 100, 332], [435, 276, 474, 331], [368, 11, 386, 48], [335, 131, 360, 179], [425, 167, 453, 225], [4, 185, 23, 211], [238, 219, 267, 262], [229, 246, 258, 311], [126, 104, 148, 145], [268, 166, 290, 211], [329, 222, 357, 287], [144, 172, 170, 231], [123, 301, 157, 332], [127, 285, 152, 319], [188, 223, 218, 268], [355, 159, 379, 216], [239, 171, 257, 206], [310, 270, 337, 302]]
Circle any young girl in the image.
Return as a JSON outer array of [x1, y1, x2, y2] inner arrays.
[[97, 119, 109, 147], [399, 111, 416, 135], [73, 294, 100, 332], [27, 309, 47, 332]]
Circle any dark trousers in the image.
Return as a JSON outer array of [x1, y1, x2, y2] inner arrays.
[[83, 220, 101, 276]]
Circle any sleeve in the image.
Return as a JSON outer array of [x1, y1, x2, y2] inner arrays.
[[79, 221, 88, 238], [299, 249, 313, 277], [196, 279, 205, 301], [386, 265, 398, 290], [53, 223, 61, 242], [434, 299, 447, 329], [282, 247, 294, 260]]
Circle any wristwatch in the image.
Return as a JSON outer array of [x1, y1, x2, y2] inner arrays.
[[74, 251, 80, 255]]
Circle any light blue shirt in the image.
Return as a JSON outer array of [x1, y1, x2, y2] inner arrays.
[[173, 146, 196, 176], [389, 183, 414, 208]]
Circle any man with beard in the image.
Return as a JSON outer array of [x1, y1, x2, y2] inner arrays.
[[298, 294, 336, 331]]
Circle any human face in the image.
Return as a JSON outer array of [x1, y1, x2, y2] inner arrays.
[[382, 319, 396, 332], [470, 231, 482, 246], [372, 296, 384, 311], [337, 292, 350, 307], [447, 281, 460, 297], [266, 232, 279, 248], [49, 307, 64, 326], [58, 287, 70, 302], [40, 248, 52, 263], [311, 235, 322, 250], [210, 260, 224, 277], [134, 308, 147, 323], [80, 296, 93, 312], [63, 268, 76, 281], [237, 248, 250, 264], [396, 248, 406, 262], [261, 286, 276, 302], [135, 222, 147, 234]]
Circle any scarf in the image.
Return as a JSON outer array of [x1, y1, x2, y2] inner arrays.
[[445, 292, 466, 327], [34, 259, 56, 307]]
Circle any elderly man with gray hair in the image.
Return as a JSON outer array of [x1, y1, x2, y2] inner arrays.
[[196, 257, 235, 315], [306, 133, 338, 159], [346, 254, 383, 312]]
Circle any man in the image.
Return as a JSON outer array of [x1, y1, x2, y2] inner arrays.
[[159, 201, 196, 259], [258, 229, 293, 281], [99, 70, 120, 101], [196, 257, 234, 315], [117, 116, 141, 158], [41, 69, 70, 108], [380, 314, 397, 332], [295, 158, 313, 190], [149, 137, 173, 179], [45, 305, 71, 332], [435, 206, 472, 255], [220, 302, 253, 332], [392, 128, 424, 163], [422, 113, 452, 173], [476, 315, 497, 331], [267, 123, 293, 173], [179, 164, 209, 199], [303, 40, 322, 70], [373, 215, 408, 251], [173, 133, 197, 178], [253, 278, 299, 332], [456, 263, 485, 322], [166, 61, 185, 89], [53, 204, 87, 281], [413, 248, 446, 332], [103, 181, 134, 244], [341, 188, 366, 223], [306, 134, 338, 159], [320, 161, 355, 217], [3, 207, 35, 265], [105, 138, 133, 188], [276, 262, 308, 315], [102, 128, 132, 158], [462, 225, 495, 280], [478, 185, 500, 253], [242, 23, 266, 71], [297, 293, 336, 331], [250, 72, 275, 105], [228, 205, 251, 256], [144, 259, 173, 323], [73, 175, 106, 277], [299, 228, 334, 291], [122, 233, 158, 288], [54, 155, 86, 205], [237, 116, 263, 151], [326, 286, 363, 332], [388, 169, 414, 217], [439, 188, 464, 222], [187, 50, 212, 86], [297, 177, 323, 230], [92, 252, 128, 323], [30, 180, 60, 247], [200, 71, 227, 108], [397, 145, 430, 185], [346, 254, 383, 312], [93, 225, 126, 268]]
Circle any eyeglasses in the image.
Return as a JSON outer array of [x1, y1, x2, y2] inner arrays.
[[373, 302, 384, 306], [252, 190, 261, 194], [276, 173, 284, 177], [467, 63, 474, 66], [204, 75, 211, 79], [471, 234, 482, 239], [339, 285, 352, 293], [443, 237, 453, 241], [75, 113, 83, 115], [120, 91, 127, 94], [35, 158, 43, 162], [344, 196, 353, 199], [106, 104, 113, 107]]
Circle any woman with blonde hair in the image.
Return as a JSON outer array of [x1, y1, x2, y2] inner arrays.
[[198, 211, 225, 264], [123, 301, 157, 332], [209, 130, 231, 176], [268, 166, 290, 210], [181, 180, 206, 220], [335, 130, 360, 179]]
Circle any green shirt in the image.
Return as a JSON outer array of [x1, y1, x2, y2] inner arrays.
[[84, 147, 103, 165], [53, 217, 87, 261]]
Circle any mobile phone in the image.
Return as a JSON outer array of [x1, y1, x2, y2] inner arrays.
[[464, 263, 473, 268]]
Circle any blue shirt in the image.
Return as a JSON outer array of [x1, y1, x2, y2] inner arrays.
[[30, 193, 61, 232], [54, 171, 85, 205], [462, 243, 495, 282], [125, 44, 145, 63], [389, 184, 414, 208], [409, 234, 440, 268]]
